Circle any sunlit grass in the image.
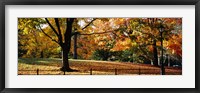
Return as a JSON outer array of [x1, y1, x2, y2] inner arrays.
[[18, 58, 182, 75]]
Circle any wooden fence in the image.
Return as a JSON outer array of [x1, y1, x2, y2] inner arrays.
[[18, 68, 181, 75]]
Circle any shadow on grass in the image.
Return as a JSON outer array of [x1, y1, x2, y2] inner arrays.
[[18, 58, 81, 72], [65, 69, 79, 72], [60, 67, 79, 72], [18, 58, 62, 67]]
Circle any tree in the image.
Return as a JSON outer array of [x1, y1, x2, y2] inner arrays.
[[115, 18, 182, 65], [18, 18, 61, 58], [71, 18, 117, 60], [18, 18, 100, 71], [38, 18, 74, 71], [42, 18, 100, 71]]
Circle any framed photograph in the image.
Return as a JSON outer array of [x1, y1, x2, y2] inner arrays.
[[0, 0, 199, 93]]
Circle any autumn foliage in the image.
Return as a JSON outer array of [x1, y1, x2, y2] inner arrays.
[[18, 18, 182, 69]]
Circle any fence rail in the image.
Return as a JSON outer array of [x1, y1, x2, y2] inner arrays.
[[18, 68, 181, 75]]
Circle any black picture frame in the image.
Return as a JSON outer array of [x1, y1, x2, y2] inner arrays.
[[0, 0, 199, 93]]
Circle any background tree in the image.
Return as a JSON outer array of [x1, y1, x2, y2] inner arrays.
[[114, 18, 182, 65]]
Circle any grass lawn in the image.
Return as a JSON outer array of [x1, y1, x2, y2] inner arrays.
[[18, 58, 182, 75]]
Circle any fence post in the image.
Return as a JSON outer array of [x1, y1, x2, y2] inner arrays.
[[115, 68, 117, 75], [37, 69, 39, 75], [90, 68, 92, 75], [138, 68, 141, 75]]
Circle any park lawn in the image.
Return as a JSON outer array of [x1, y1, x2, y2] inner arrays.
[[18, 58, 182, 75]]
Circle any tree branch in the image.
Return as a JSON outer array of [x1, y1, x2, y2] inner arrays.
[[45, 18, 60, 38], [79, 30, 114, 35], [138, 44, 152, 59], [54, 18, 63, 45], [38, 25, 59, 44], [64, 18, 75, 51], [81, 18, 97, 30]]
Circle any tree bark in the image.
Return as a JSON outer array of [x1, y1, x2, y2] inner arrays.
[[153, 40, 158, 66], [40, 51, 44, 58], [60, 18, 75, 72], [73, 33, 77, 59], [60, 45, 71, 71]]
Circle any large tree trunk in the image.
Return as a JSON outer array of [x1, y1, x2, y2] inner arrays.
[[60, 18, 75, 72], [60, 46, 71, 71], [153, 40, 158, 66]]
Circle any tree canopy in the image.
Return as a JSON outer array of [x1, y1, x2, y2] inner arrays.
[[18, 18, 182, 71]]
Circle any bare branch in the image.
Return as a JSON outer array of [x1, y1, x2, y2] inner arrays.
[[81, 18, 97, 30], [45, 18, 60, 38], [38, 25, 59, 44], [54, 18, 63, 45]]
